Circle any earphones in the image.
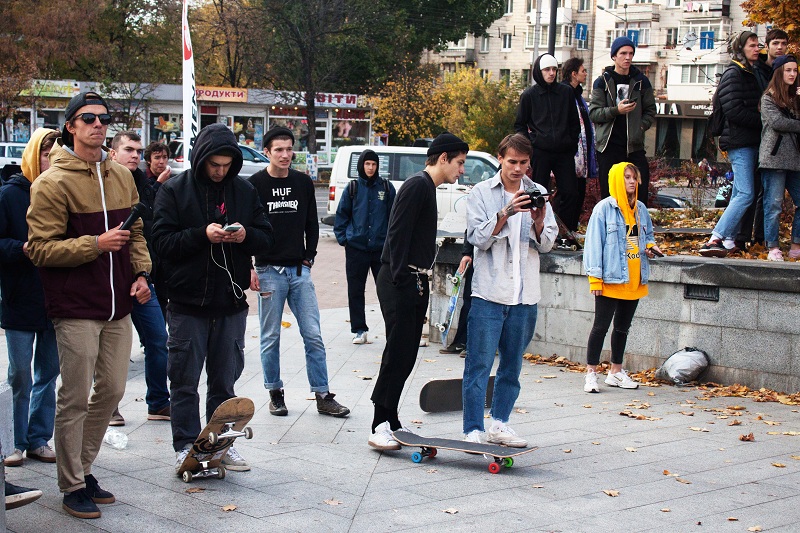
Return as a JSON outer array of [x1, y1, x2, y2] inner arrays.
[[210, 242, 245, 300]]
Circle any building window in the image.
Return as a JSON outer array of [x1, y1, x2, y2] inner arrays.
[[667, 0, 681, 7], [633, 0, 652, 3], [680, 64, 725, 84], [626, 22, 651, 45], [479, 69, 489, 79], [607, 0, 618, 8], [502, 33, 512, 50], [500, 69, 511, 85], [526, 0, 536, 12], [578, 0, 591, 10], [539, 25, 572, 47], [505, 0, 513, 14], [480, 35, 490, 52], [577, 33, 588, 50], [665, 28, 679, 48], [606, 26, 627, 47], [449, 36, 467, 49], [526, 25, 536, 48], [521, 68, 530, 86]]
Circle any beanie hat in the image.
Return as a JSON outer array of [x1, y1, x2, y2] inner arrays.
[[539, 54, 559, 70], [61, 91, 109, 147], [611, 37, 636, 58], [362, 150, 379, 164], [263, 126, 295, 150], [427, 132, 469, 157], [772, 54, 797, 72]]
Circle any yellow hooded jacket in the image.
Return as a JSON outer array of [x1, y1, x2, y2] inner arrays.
[[588, 162, 650, 300], [21, 128, 58, 183]]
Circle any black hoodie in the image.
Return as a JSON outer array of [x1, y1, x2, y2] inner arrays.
[[152, 123, 274, 316], [514, 55, 580, 153]]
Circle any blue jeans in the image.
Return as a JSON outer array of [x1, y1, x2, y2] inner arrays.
[[712, 146, 759, 240], [256, 265, 329, 393], [6, 328, 59, 451], [130, 284, 170, 411], [462, 298, 538, 434], [761, 169, 800, 249]]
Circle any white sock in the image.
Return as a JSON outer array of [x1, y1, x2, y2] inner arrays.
[[723, 239, 736, 250], [490, 419, 504, 433]]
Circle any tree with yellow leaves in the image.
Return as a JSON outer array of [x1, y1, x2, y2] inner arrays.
[[742, 0, 799, 49]]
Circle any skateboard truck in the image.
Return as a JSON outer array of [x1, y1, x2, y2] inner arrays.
[[182, 462, 226, 483], [207, 423, 254, 445]]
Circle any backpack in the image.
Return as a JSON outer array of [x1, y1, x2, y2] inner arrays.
[[348, 178, 390, 200], [707, 84, 725, 138]]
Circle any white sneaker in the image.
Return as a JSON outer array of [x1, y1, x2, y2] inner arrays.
[[221, 446, 250, 471], [464, 430, 484, 444], [27, 444, 56, 463], [584, 371, 600, 393], [605, 370, 639, 389], [368, 422, 401, 451], [352, 331, 368, 344], [487, 421, 528, 448], [175, 445, 191, 474], [4, 448, 23, 467]]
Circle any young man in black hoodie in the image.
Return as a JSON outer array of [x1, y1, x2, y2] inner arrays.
[[152, 123, 274, 474], [589, 37, 656, 204], [334, 149, 396, 345], [515, 53, 581, 231], [248, 126, 350, 419]]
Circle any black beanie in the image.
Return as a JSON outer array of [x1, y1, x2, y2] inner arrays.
[[263, 126, 295, 149], [427, 132, 469, 157], [61, 91, 109, 147], [362, 150, 379, 164]]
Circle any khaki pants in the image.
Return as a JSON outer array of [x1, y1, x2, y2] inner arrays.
[[52, 317, 132, 492]]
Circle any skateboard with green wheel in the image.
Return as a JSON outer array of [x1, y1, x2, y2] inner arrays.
[[433, 271, 464, 346], [176, 397, 254, 483], [392, 430, 537, 474]]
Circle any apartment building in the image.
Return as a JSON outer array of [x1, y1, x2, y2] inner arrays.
[[423, 0, 771, 163]]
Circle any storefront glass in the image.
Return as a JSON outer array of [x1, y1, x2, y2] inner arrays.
[[655, 117, 682, 159], [692, 119, 716, 162], [150, 113, 182, 144]]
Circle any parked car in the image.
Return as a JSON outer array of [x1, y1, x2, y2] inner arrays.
[[652, 193, 689, 209], [0, 142, 27, 183], [167, 139, 269, 178], [323, 145, 499, 226]]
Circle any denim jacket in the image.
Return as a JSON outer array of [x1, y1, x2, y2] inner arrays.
[[583, 196, 655, 285], [466, 173, 557, 305]]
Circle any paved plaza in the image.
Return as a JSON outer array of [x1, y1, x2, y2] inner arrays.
[[2, 235, 800, 532]]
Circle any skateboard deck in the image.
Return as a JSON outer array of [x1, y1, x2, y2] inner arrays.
[[392, 430, 537, 474], [433, 272, 463, 346], [419, 375, 495, 413], [177, 396, 254, 483]]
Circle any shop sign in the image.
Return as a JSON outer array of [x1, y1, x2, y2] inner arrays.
[[196, 86, 248, 102], [656, 100, 713, 118], [20, 80, 80, 99]]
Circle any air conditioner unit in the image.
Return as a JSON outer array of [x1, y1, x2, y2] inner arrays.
[[526, 13, 535, 24], [656, 50, 667, 58]]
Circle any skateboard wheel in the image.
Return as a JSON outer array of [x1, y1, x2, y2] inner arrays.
[[217, 466, 226, 480], [503, 457, 514, 468], [570, 245, 578, 251], [411, 451, 424, 463], [428, 448, 437, 459], [436, 324, 446, 333], [244, 427, 253, 439], [182, 471, 193, 483], [488, 462, 501, 474], [208, 432, 218, 445]]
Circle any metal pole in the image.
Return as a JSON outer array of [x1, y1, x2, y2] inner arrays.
[[624, 3, 628, 31], [548, 0, 557, 55]]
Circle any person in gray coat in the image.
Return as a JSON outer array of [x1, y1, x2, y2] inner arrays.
[[759, 54, 800, 261]]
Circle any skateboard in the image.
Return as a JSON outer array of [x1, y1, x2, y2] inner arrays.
[[176, 396, 254, 483], [392, 430, 537, 474], [554, 211, 582, 251], [419, 375, 495, 413], [433, 272, 463, 346]]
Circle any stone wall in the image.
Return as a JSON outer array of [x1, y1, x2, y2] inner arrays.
[[431, 243, 800, 393]]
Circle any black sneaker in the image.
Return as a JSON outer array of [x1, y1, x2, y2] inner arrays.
[[5, 481, 42, 510], [84, 474, 115, 504], [269, 389, 288, 416], [316, 392, 350, 418], [699, 238, 728, 258], [439, 343, 466, 354], [62, 488, 101, 519]]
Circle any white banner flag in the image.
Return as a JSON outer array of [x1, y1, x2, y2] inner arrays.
[[182, 0, 198, 169]]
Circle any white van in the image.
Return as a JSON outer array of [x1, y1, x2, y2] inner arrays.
[[0, 142, 27, 182], [323, 145, 499, 226]]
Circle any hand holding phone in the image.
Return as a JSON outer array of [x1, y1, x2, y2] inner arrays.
[[223, 224, 243, 232]]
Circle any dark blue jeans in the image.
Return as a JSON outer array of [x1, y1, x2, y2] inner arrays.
[[167, 309, 246, 451], [130, 284, 169, 411], [345, 246, 382, 333]]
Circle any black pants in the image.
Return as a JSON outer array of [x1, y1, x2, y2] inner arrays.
[[167, 309, 246, 451], [345, 246, 382, 333], [533, 148, 581, 231], [586, 296, 639, 366], [371, 265, 428, 418], [597, 146, 650, 207], [736, 169, 764, 244], [450, 264, 473, 346]]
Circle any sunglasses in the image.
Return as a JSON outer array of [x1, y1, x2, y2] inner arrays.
[[74, 113, 113, 125]]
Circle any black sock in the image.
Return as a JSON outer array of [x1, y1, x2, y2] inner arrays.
[[372, 404, 401, 432]]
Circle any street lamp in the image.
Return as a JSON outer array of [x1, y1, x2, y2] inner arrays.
[[597, 3, 628, 31]]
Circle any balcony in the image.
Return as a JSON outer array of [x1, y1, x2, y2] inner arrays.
[[439, 48, 476, 64], [626, 3, 660, 22], [532, 7, 573, 26]]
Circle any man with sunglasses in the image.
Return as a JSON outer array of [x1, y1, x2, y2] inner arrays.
[[27, 91, 152, 520]]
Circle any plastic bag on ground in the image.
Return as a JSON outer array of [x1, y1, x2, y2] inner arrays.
[[656, 347, 710, 385]]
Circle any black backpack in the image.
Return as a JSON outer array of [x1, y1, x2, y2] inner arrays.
[[348, 178, 390, 199], [707, 86, 725, 138]]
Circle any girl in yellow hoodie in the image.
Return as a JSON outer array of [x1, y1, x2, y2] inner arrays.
[[582, 162, 662, 392]]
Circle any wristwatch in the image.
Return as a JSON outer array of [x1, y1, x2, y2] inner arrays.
[[135, 271, 151, 284]]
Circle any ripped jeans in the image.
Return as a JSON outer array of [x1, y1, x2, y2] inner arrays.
[[255, 265, 330, 393]]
